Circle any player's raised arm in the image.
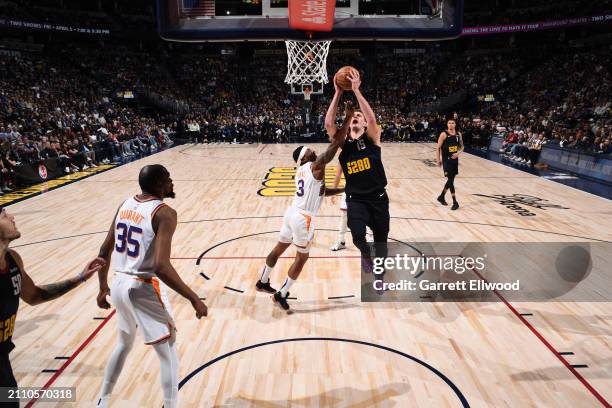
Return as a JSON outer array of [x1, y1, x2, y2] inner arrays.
[[324, 73, 343, 137], [153, 205, 207, 319], [14, 249, 104, 306], [436, 131, 447, 166], [348, 70, 381, 145], [313, 103, 355, 176]]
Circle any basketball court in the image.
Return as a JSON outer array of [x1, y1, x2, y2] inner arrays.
[[3, 0, 611, 407], [8, 143, 612, 407]]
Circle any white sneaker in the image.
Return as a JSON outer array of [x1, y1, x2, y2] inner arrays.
[[331, 242, 346, 251], [64, 167, 69, 173], [82, 165, 89, 170], [526, 160, 531, 165]]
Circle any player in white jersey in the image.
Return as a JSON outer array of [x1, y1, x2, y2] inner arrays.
[[255, 102, 354, 311], [94, 165, 207, 408]]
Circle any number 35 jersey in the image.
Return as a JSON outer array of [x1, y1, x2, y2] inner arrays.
[[112, 196, 167, 278], [293, 162, 324, 215], [339, 135, 388, 199]]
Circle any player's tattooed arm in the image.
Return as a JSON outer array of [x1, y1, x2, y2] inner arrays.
[[12, 250, 104, 306]]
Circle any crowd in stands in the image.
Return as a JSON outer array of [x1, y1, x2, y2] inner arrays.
[[0, 50, 175, 192], [0, 32, 609, 190]]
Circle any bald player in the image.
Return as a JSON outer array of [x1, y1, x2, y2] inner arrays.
[[95, 165, 207, 408]]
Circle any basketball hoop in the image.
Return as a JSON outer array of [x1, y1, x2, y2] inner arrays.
[[285, 39, 332, 89]]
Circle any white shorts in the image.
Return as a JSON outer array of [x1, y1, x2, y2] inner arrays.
[[340, 192, 347, 211], [278, 206, 315, 252], [111, 273, 175, 345]]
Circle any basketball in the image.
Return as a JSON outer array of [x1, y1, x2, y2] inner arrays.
[[335, 66, 358, 91]]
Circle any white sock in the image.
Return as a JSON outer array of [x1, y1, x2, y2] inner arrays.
[[338, 212, 347, 243], [279, 277, 295, 296], [260, 264, 273, 283], [99, 329, 136, 401], [152, 337, 179, 408]]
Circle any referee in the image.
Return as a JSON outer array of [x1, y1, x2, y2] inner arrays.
[[324, 69, 389, 268]]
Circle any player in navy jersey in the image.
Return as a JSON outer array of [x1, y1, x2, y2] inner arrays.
[[0, 207, 103, 407], [436, 118, 463, 210], [324, 69, 389, 273]]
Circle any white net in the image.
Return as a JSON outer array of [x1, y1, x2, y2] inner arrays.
[[284, 40, 332, 86]]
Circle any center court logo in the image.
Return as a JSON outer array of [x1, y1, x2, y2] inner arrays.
[[258, 166, 343, 197], [473, 193, 570, 216]]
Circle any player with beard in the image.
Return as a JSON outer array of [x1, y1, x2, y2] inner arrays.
[[95, 164, 207, 408], [256, 103, 353, 311]]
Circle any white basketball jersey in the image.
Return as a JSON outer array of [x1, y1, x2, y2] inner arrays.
[[293, 162, 324, 215], [112, 196, 167, 278]]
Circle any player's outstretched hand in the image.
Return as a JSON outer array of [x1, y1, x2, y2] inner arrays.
[[347, 69, 361, 92], [80, 257, 106, 282], [192, 298, 208, 319]]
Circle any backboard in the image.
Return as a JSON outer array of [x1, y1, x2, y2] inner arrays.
[[158, 0, 463, 42]]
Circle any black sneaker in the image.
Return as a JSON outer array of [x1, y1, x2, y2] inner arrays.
[[361, 256, 374, 274], [451, 202, 459, 210], [437, 195, 448, 206], [273, 291, 290, 310], [256, 280, 276, 294]]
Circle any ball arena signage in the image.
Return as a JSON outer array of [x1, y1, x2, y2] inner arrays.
[[0, 18, 110, 35], [473, 193, 570, 216], [258, 167, 342, 197]]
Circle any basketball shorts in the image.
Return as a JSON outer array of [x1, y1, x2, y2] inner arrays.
[[111, 273, 175, 345], [340, 192, 347, 211], [443, 159, 459, 177], [278, 206, 315, 252]]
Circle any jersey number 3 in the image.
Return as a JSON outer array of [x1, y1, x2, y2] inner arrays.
[[116, 223, 142, 257], [296, 179, 304, 197]]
